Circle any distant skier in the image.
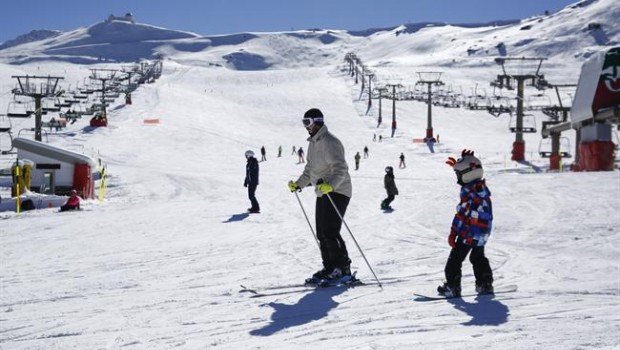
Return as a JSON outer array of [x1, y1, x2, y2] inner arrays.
[[381, 166, 398, 210], [292, 145, 297, 155], [438, 149, 494, 298], [297, 147, 305, 163], [260, 146, 266, 161], [278, 145, 282, 157], [363, 146, 369, 158], [399, 152, 406, 168], [244, 150, 260, 214], [354, 152, 361, 170]]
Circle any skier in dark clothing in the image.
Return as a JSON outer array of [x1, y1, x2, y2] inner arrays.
[[297, 147, 305, 163], [354, 152, 361, 170], [399, 152, 406, 168], [381, 166, 398, 210], [438, 149, 494, 297], [288, 108, 353, 285], [260, 146, 266, 161], [244, 150, 260, 213]]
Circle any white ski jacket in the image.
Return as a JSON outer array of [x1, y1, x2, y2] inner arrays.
[[295, 125, 352, 198]]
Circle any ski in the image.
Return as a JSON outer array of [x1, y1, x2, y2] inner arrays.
[[240, 276, 403, 298], [240, 279, 370, 298], [413, 284, 518, 302]]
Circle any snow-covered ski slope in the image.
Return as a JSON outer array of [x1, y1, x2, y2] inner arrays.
[[1, 0, 619, 348]]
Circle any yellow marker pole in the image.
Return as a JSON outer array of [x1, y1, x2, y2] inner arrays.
[[98, 167, 107, 203], [15, 165, 21, 214]]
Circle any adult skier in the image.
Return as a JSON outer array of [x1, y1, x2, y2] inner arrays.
[[288, 108, 353, 285], [354, 152, 361, 170], [399, 152, 406, 168], [381, 166, 398, 210], [438, 149, 494, 297], [244, 150, 260, 214]]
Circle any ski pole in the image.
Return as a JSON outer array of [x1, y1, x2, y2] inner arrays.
[[294, 190, 321, 250], [325, 192, 383, 288]]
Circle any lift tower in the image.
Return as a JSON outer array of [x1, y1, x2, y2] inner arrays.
[[492, 57, 547, 161], [415, 72, 444, 142], [89, 68, 118, 117], [11, 75, 64, 141], [385, 83, 403, 138], [365, 71, 375, 109]]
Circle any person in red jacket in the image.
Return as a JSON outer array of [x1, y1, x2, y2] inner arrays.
[[60, 190, 81, 212]]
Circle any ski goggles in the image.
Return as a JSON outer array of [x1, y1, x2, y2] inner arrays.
[[302, 117, 323, 127]]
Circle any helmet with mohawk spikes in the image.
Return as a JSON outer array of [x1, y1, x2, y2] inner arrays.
[[446, 149, 483, 185]]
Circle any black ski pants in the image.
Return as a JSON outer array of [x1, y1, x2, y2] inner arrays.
[[444, 241, 493, 288], [247, 184, 259, 211], [315, 192, 351, 271]]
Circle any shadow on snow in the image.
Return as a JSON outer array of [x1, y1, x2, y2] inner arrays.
[[250, 287, 347, 336], [222, 212, 250, 223], [447, 295, 510, 326]]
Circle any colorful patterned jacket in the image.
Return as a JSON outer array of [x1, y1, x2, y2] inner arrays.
[[451, 179, 493, 247]]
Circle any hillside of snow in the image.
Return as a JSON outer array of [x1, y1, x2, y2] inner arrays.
[[0, 0, 618, 69], [0, 0, 619, 349]]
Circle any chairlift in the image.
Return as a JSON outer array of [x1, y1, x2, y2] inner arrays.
[[509, 114, 537, 133], [41, 98, 61, 112], [54, 98, 73, 108], [7, 101, 32, 118], [538, 137, 572, 158], [17, 128, 49, 142], [526, 93, 552, 110], [73, 92, 89, 99], [0, 114, 12, 133], [0, 116, 14, 154], [0, 114, 14, 153]]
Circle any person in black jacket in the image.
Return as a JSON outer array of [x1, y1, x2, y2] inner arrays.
[[381, 166, 398, 210], [244, 150, 260, 213]]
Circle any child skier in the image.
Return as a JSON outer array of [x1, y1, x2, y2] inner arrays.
[[438, 149, 494, 297], [381, 166, 398, 210]]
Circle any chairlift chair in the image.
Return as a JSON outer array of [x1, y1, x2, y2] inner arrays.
[[7, 101, 32, 118], [41, 98, 61, 112], [0, 114, 12, 133], [0, 114, 14, 153], [538, 137, 572, 158], [17, 128, 49, 142], [509, 114, 537, 133]]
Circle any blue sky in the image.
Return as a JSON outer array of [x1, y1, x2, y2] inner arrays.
[[1, 0, 577, 43]]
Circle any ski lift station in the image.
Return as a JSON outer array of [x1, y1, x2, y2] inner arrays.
[[544, 46, 620, 171], [12, 137, 98, 198]]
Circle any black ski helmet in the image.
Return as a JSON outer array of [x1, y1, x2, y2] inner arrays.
[[302, 108, 324, 127]]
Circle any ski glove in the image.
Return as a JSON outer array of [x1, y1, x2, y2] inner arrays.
[[288, 180, 301, 192], [448, 232, 457, 249], [316, 182, 333, 195]]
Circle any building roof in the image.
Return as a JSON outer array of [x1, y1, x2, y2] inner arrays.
[[12, 137, 97, 168]]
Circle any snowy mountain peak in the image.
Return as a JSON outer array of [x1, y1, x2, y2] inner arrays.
[[0, 0, 618, 68], [0, 29, 62, 50]]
